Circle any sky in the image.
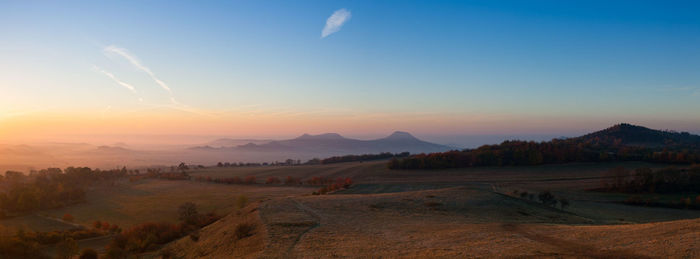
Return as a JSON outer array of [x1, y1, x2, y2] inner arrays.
[[1, 0, 700, 145]]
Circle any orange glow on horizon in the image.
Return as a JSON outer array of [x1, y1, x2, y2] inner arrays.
[[1, 108, 690, 145]]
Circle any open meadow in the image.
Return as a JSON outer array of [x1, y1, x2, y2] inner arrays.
[[2, 160, 699, 258]]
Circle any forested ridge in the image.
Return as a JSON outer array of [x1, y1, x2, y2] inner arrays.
[[389, 124, 700, 169]]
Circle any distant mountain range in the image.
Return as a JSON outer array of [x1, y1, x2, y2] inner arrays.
[[192, 131, 452, 155], [205, 138, 274, 148]]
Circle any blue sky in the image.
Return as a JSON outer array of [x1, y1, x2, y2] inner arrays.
[[1, 0, 700, 141]]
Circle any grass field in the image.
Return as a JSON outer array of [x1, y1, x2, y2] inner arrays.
[[0, 179, 312, 233], [3, 160, 699, 258]]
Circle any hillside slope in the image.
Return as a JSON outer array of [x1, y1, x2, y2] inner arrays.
[[165, 187, 700, 258], [165, 202, 266, 258], [575, 123, 700, 148]]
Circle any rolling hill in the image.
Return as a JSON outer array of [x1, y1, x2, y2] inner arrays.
[[390, 123, 700, 169], [233, 131, 452, 154], [575, 123, 700, 148]]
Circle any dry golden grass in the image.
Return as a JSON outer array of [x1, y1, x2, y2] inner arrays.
[[237, 185, 699, 258], [3, 161, 699, 258], [166, 202, 266, 258], [0, 179, 309, 235]]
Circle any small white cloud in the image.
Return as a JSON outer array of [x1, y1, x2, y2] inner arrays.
[[92, 65, 138, 94], [322, 8, 351, 38]]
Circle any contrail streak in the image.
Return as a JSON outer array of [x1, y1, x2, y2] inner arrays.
[[103, 45, 175, 102], [92, 65, 138, 94]]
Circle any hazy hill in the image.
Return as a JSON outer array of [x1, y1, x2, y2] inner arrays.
[[205, 138, 273, 148], [235, 131, 452, 154]]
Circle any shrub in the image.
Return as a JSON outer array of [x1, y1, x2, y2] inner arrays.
[[62, 213, 74, 222], [424, 202, 443, 208], [682, 197, 692, 208], [101, 222, 110, 231], [266, 177, 281, 184], [109, 224, 122, 233], [538, 191, 557, 207], [178, 202, 199, 225], [78, 248, 98, 259], [559, 198, 570, 210], [284, 176, 300, 185], [160, 247, 174, 259], [197, 212, 220, 227], [0, 236, 48, 259], [105, 246, 127, 259], [107, 222, 182, 253], [55, 238, 79, 259], [189, 229, 200, 242], [312, 177, 354, 195], [244, 176, 256, 184], [234, 223, 255, 239]]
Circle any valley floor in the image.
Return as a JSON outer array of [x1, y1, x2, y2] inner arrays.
[[171, 180, 700, 258], [5, 161, 699, 258]]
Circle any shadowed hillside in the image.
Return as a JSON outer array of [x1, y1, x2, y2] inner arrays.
[[390, 124, 700, 169], [576, 123, 700, 148]]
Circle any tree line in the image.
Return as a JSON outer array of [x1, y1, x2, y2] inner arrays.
[[0, 167, 127, 217], [601, 165, 700, 194], [320, 152, 410, 164], [388, 138, 700, 170]]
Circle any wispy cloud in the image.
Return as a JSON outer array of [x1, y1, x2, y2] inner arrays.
[[103, 45, 175, 101], [322, 8, 351, 38], [98, 45, 211, 116], [92, 65, 138, 95]]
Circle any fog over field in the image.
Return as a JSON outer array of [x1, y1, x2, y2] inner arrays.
[[0, 133, 568, 172]]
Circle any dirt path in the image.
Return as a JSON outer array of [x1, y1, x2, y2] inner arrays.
[[501, 223, 658, 259], [287, 198, 323, 255]]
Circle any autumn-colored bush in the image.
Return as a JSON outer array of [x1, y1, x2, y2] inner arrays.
[[107, 222, 182, 253], [0, 236, 49, 259], [55, 238, 79, 259], [306, 176, 331, 185], [424, 201, 443, 208], [197, 212, 221, 227], [285, 176, 301, 185], [109, 224, 122, 233], [312, 177, 353, 195], [244, 176, 257, 184], [0, 167, 125, 215], [78, 248, 98, 259], [266, 177, 281, 184], [208, 176, 242, 184], [62, 213, 74, 222]]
